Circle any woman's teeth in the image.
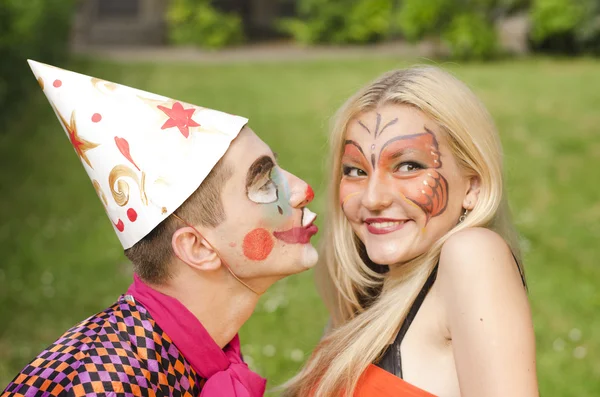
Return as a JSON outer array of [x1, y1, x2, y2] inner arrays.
[[370, 221, 405, 229]]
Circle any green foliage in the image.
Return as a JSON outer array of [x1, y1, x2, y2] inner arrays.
[[166, 0, 244, 49], [531, 0, 600, 54], [396, 0, 501, 60], [395, 0, 453, 41], [577, 1, 600, 53], [278, 0, 393, 45], [0, 0, 75, 129], [496, 0, 532, 13], [531, 0, 585, 42], [280, 0, 600, 57], [443, 13, 498, 60]]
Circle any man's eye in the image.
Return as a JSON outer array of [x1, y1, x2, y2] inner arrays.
[[396, 162, 424, 173], [248, 177, 278, 204], [342, 166, 367, 177], [260, 180, 275, 192]]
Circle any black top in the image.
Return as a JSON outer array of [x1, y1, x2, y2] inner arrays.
[[375, 265, 439, 378], [375, 255, 525, 379]]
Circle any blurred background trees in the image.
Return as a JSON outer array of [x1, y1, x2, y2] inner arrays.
[[1, 0, 599, 129], [0, 0, 75, 128], [160, 0, 600, 59]]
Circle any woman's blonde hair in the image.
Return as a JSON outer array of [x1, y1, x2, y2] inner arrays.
[[283, 66, 524, 397]]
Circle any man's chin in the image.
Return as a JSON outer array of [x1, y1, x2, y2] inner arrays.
[[282, 244, 319, 275], [299, 244, 319, 269]]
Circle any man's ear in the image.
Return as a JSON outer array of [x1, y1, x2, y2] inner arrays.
[[463, 175, 481, 211], [171, 227, 221, 272]]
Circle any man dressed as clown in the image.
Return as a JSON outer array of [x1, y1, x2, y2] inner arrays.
[[2, 60, 319, 397]]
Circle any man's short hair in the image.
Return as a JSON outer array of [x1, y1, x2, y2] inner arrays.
[[124, 158, 232, 284]]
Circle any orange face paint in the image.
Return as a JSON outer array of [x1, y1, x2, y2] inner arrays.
[[340, 141, 369, 210], [378, 130, 441, 170], [377, 130, 448, 222], [343, 140, 369, 167], [242, 228, 274, 261], [342, 120, 449, 224], [340, 191, 361, 207]]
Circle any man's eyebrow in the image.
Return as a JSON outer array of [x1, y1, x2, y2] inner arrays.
[[245, 155, 275, 190]]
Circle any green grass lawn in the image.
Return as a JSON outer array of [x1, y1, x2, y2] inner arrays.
[[1, 56, 599, 396]]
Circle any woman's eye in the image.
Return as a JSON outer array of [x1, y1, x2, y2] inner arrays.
[[248, 179, 278, 204], [343, 166, 367, 177], [396, 162, 424, 172]]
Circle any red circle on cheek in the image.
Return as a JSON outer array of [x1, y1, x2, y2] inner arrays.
[[53, 80, 62, 88], [242, 228, 274, 261]]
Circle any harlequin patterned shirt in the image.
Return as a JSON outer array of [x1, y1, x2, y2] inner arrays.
[[2, 295, 205, 396]]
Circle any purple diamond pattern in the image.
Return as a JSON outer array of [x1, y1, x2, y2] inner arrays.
[[2, 296, 205, 396]]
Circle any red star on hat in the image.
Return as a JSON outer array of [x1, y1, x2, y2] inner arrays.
[[157, 102, 200, 138]]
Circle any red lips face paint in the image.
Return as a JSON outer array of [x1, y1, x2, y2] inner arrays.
[[273, 224, 319, 244], [242, 228, 274, 261]]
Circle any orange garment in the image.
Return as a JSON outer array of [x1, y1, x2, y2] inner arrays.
[[354, 364, 437, 397]]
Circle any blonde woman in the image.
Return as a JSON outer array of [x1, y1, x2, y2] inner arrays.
[[284, 67, 538, 397]]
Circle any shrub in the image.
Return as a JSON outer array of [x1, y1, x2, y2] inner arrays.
[[443, 13, 498, 60], [396, 0, 502, 60], [278, 0, 393, 45], [166, 0, 244, 49], [395, 0, 454, 41], [530, 0, 600, 54]]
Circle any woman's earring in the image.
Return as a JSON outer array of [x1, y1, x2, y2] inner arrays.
[[458, 208, 470, 223]]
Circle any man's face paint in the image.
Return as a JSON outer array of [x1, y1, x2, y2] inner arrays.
[[242, 228, 274, 261], [242, 155, 317, 261], [206, 128, 319, 292], [339, 105, 469, 266]]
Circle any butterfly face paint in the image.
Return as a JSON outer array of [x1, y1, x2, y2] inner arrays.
[[338, 104, 471, 266], [340, 115, 449, 224], [340, 141, 368, 216], [377, 129, 448, 223]]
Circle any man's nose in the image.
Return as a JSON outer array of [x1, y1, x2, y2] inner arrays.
[[284, 170, 314, 208]]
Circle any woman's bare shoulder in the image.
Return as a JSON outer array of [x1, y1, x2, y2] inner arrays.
[[437, 227, 525, 306]]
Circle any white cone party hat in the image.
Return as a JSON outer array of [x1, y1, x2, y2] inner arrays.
[[28, 60, 248, 249]]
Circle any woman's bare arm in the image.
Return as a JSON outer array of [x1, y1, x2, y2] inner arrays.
[[438, 227, 539, 397]]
